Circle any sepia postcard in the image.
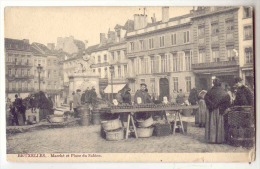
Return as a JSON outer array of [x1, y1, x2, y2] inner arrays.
[[3, 6, 256, 162]]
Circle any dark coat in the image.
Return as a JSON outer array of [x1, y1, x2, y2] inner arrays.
[[122, 91, 131, 104], [234, 85, 254, 106], [134, 90, 152, 104], [204, 86, 231, 114]]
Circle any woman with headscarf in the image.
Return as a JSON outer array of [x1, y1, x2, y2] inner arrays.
[[204, 78, 231, 144], [197, 90, 207, 127]]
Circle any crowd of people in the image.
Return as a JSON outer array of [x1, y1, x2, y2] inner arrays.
[[197, 77, 254, 144], [6, 91, 54, 126], [6, 76, 254, 146], [69, 86, 98, 118]]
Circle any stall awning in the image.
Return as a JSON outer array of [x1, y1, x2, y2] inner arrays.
[[104, 84, 126, 94]]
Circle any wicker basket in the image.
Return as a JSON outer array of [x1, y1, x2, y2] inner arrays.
[[226, 106, 254, 128], [101, 118, 122, 131], [105, 128, 124, 141], [136, 116, 154, 128], [137, 126, 154, 138]]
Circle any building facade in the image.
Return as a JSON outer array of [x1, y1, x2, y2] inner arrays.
[[5, 38, 34, 100], [126, 7, 195, 101], [238, 7, 254, 89], [191, 6, 254, 90], [31, 43, 63, 94]]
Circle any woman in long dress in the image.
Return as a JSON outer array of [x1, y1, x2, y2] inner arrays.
[[204, 79, 231, 144], [197, 90, 207, 127]]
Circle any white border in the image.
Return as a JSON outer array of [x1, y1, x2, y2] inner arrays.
[[0, 0, 259, 169]]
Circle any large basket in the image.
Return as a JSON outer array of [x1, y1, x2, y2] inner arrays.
[[105, 128, 124, 141], [226, 106, 254, 128], [136, 126, 154, 138], [101, 118, 122, 131], [136, 116, 154, 128]]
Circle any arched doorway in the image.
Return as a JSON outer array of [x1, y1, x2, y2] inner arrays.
[[159, 78, 169, 101]]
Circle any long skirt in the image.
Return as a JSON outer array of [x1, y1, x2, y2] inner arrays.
[[205, 108, 225, 144], [197, 100, 207, 127]]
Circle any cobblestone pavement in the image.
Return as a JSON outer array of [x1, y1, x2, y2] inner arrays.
[[6, 116, 251, 154]]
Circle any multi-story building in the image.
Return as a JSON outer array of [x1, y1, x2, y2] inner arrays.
[[126, 7, 195, 101], [5, 38, 34, 100], [31, 43, 62, 94], [89, 32, 116, 91], [103, 20, 135, 95], [191, 6, 254, 90], [238, 7, 254, 89]]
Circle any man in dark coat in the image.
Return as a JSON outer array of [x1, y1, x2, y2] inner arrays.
[[13, 94, 26, 125], [233, 77, 254, 106], [134, 83, 153, 120], [134, 83, 152, 104]]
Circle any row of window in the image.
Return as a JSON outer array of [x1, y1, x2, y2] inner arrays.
[[138, 76, 192, 94], [132, 51, 192, 75], [198, 47, 253, 63], [198, 21, 252, 41], [129, 31, 190, 52], [93, 65, 128, 78], [8, 68, 31, 76]]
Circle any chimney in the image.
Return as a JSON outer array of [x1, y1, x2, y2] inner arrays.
[[134, 14, 148, 30], [162, 6, 169, 23], [47, 43, 55, 51], [151, 13, 156, 23], [107, 31, 116, 43], [100, 33, 107, 44], [23, 39, 29, 44]]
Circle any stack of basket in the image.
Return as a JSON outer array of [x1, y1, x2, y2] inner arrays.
[[101, 118, 124, 141], [136, 116, 154, 138], [226, 106, 255, 148]]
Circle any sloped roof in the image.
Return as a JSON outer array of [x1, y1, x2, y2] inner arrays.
[[5, 38, 32, 52]]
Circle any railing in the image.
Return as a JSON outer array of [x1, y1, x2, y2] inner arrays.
[[7, 74, 34, 79], [7, 88, 34, 93], [6, 61, 33, 66], [192, 60, 239, 69]]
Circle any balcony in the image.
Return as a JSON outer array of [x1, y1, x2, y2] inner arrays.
[[192, 60, 239, 70], [6, 88, 34, 93], [6, 61, 33, 67], [6, 74, 34, 79]]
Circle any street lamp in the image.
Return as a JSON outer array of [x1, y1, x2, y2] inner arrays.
[[109, 65, 115, 102], [37, 64, 43, 91]]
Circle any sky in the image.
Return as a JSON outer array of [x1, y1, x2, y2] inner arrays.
[[4, 6, 192, 46]]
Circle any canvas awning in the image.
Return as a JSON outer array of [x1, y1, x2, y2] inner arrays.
[[104, 84, 126, 94]]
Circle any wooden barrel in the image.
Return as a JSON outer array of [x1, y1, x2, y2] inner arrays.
[[79, 107, 91, 126], [92, 110, 101, 125], [78, 106, 90, 116], [80, 114, 91, 126]]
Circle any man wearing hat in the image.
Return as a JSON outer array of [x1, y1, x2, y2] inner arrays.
[[73, 89, 82, 118], [233, 77, 253, 106], [134, 83, 153, 120]]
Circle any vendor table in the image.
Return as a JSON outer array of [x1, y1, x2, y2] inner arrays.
[[110, 105, 199, 139]]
